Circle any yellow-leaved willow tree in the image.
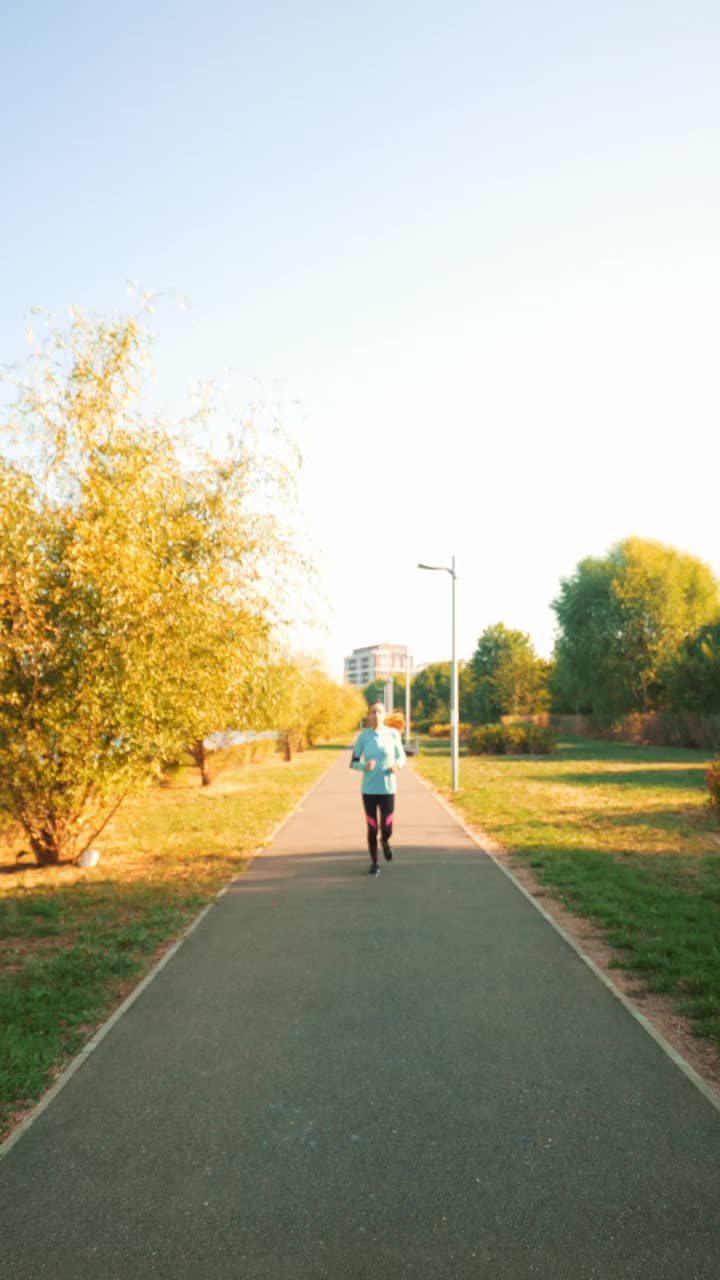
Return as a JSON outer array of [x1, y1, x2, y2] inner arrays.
[[0, 307, 302, 863], [253, 654, 366, 761]]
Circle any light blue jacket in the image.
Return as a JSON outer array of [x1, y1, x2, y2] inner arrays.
[[351, 726, 406, 795]]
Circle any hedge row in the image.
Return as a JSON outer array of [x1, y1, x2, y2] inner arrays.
[[468, 723, 557, 756]]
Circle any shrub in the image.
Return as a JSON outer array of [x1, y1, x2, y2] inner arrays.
[[503, 725, 528, 754], [469, 723, 556, 756], [429, 723, 472, 740], [707, 760, 720, 810], [469, 725, 506, 755], [526, 724, 557, 754]]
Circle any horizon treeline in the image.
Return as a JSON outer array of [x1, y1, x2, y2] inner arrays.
[[365, 537, 720, 737]]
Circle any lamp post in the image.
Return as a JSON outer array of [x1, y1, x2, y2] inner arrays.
[[417, 557, 459, 791]]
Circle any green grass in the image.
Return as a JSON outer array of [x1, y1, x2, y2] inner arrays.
[[0, 744, 343, 1142], [414, 736, 720, 1047]]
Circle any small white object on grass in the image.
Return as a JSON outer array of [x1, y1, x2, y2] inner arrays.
[[77, 847, 100, 869]]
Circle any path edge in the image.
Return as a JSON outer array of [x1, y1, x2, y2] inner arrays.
[[0, 753, 340, 1163], [411, 765, 720, 1117]]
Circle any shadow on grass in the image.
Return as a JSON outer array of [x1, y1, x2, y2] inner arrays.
[[539, 767, 708, 791], [0, 859, 78, 875], [580, 805, 720, 834], [459, 804, 719, 850], [415, 740, 471, 758], [420, 735, 713, 772], [554, 738, 714, 765]]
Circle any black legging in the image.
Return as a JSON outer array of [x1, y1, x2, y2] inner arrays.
[[362, 793, 395, 859]]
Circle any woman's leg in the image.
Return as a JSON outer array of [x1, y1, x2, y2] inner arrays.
[[378, 795, 395, 858], [362, 794, 379, 863]]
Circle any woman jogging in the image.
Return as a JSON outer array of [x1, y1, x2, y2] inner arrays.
[[350, 701, 406, 875]]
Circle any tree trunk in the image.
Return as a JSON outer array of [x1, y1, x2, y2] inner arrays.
[[191, 739, 211, 786], [29, 827, 61, 866]]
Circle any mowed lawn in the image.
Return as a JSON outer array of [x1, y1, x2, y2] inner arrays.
[[414, 737, 720, 1048], [0, 744, 342, 1143]]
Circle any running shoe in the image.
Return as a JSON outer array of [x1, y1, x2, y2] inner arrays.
[[382, 839, 393, 862]]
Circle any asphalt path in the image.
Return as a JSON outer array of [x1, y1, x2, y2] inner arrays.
[[1, 751, 719, 1278]]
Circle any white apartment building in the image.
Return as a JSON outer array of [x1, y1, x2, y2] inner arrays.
[[344, 642, 413, 688]]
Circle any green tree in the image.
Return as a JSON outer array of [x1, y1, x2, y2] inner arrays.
[[551, 556, 621, 717], [408, 663, 450, 725], [399, 662, 474, 726], [362, 678, 388, 708], [0, 307, 299, 861], [361, 674, 413, 717], [552, 537, 720, 721], [467, 623, 549, 723], [391, 672, 407, 713], [662, 623, 720, 714]]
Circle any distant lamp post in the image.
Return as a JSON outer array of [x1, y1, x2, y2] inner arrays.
[[417, 557, 459, 791]]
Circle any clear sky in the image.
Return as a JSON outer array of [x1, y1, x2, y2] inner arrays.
[[3, 1, 719, 680]]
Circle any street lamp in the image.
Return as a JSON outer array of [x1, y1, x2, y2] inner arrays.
[[417, 557, 459, 792]]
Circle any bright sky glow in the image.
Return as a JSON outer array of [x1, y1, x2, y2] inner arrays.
[[2, 1, 719, 679]]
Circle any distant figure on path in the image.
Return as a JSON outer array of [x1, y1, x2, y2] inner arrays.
[[350, 700, 406, 875]]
